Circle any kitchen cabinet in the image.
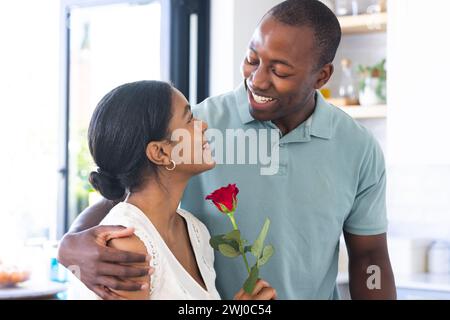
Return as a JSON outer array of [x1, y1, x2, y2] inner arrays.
[[328, 7, 388, 119], [339, 12, 387, 35]]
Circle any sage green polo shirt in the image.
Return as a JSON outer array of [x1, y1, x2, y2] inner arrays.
[[182, 83, 387, 299]]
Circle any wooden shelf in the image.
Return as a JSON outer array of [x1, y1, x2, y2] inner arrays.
[[338, 12, 387, 34], [337, 104, 387, 119]]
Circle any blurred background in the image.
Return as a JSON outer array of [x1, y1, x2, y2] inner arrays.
[[0, 0, 450, 299]]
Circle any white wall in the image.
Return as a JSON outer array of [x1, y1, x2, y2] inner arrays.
[[386, 0, 450, 239], [387, 0, 450, 165]]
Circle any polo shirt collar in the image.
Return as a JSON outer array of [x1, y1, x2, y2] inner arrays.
[[310, 91, 333, 140], [234, 81, 333, 140], [234, 82, 254, 124]]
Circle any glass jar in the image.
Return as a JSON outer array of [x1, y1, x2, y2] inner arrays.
[[338, 58, 357, 101], [335, 0, 359, 16]]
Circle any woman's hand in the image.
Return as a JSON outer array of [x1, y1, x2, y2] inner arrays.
[[233, 279, 277, 300]]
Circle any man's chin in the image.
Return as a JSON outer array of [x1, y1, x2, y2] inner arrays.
[[249, 107, 275, 122]]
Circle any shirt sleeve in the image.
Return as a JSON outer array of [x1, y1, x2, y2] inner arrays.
[[344, 136, 388, 235]]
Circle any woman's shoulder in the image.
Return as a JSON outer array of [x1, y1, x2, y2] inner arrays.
[[101, 202, 149, 228], [101, 202, 164, 294], [100, 202, 160, 261]]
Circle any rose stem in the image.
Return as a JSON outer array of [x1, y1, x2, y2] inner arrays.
[[228, 212, 251, 274]]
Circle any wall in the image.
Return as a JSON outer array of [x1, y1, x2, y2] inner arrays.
[[386, 0, 450, 239]]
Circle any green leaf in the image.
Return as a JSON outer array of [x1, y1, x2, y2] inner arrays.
[[257, 245, 274, 267], [243, 265, 259, 294], [209, 234, 226, 251], [244, 245, 252, 253], [223, 229, 241, 242], [210, 234, 240, 252], [218, 243, 240, 258], [224, 230, 244, 254], [251, 218, 270, 259]]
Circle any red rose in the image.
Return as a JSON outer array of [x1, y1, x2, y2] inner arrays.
[[205, 184, 239, 214]]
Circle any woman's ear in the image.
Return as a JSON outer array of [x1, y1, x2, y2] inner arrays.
[[146, 141, 172, 166]]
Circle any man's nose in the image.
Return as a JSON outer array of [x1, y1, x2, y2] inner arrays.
[[250, 66, 270, 91]]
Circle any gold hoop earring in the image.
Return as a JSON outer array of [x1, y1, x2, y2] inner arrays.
[[165, 160, 176, 171]]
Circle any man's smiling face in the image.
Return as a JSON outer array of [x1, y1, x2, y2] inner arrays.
[[241, 15, 328, 123]]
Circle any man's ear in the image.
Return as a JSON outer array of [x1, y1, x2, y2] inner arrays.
[[314, 63, 334, 89], [145, 141, 172, 166]]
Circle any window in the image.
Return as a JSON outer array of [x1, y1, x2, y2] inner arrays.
[[63, 0, 168, 234], [60, 0, 210, 235], [0, 1, 60, 245]]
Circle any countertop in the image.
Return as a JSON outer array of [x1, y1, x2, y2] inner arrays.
[[337, 272, 450, 293]]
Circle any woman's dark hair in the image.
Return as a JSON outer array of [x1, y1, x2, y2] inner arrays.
[[88, 80, 173, 200]]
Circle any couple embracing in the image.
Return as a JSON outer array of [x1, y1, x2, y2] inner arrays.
[[58, 0, 396, 300]]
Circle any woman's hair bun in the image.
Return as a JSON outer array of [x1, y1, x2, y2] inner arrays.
[[88, 169, 125, 200]]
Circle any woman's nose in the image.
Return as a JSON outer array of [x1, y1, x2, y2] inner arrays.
[[202, 120, 209, 132], [194, 118, 208, 133]]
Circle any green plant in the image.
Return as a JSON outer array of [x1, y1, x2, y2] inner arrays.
[[75, 129, 95, 213], [357, 59, 386, 101]]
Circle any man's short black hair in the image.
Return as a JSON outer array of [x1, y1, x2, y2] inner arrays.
[[267, 0, 342, 69]]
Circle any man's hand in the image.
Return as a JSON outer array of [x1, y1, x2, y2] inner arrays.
[[234, 279, 277, 300], [344, 231, 396, 299], [57, 225, 152, 299]]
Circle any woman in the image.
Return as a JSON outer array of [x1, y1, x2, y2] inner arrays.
[[86, 80, 276, 300]]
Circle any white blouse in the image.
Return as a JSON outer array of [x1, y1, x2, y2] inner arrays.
[[98, 202, 221, 300]]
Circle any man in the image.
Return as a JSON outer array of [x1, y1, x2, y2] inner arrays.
[[58, 0, 396, 299]]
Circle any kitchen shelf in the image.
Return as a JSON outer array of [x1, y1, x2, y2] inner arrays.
[[338, 12, 387, 34], [337, 104, 387, 119]]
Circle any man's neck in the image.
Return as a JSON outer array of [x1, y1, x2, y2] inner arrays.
[[272, 92, 316, 136]]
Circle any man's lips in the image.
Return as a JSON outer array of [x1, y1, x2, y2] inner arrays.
[[247, 88, 278, 110], [247, 86, 277, 101]]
